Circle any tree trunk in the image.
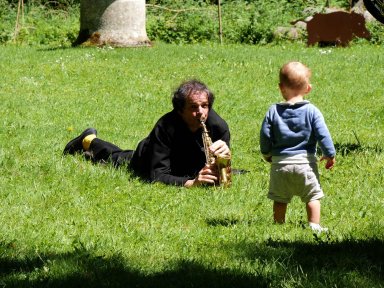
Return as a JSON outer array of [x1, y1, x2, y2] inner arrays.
[[73, 0, 151, 47]]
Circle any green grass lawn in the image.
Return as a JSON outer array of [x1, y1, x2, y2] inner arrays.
[[0, 43, 383, 287]]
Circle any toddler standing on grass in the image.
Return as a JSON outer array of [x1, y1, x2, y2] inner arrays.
[[259, 61, 335, 232]]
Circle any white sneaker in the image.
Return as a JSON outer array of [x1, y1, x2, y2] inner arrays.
[[309, 223, 328, 233]]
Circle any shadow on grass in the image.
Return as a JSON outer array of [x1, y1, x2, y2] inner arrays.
[[0, 247, 267, 288], [332, 130, 383, 156], [1, 238, 383, 287], [333, 142, 383, 156], [205, 217, 240, 227], [238, 237, 384, 287], [37, 46, 73, 52]]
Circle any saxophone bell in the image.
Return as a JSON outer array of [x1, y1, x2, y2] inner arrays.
[[216, 154, 231, 187]]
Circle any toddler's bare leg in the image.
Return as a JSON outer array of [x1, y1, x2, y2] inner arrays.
[[306, 200, 321, 224], [273, 201, 287, 223]]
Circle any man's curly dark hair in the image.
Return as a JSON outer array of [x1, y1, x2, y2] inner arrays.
[[172, 79, 215, 112]]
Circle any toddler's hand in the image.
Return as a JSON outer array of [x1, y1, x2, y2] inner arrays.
[[320, 156, 335, 170]]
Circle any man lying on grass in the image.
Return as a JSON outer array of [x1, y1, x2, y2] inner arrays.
[[63, 79, 231, 187]]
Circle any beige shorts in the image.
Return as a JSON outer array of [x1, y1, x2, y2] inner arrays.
[[268, 163, 324, 203]]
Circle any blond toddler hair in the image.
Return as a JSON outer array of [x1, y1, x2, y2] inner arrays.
[[279, 61, 312, 91]]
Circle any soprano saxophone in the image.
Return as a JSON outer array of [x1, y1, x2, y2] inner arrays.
[[200, 119, 231, 187]]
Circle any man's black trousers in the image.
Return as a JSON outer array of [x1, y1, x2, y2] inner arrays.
[[89, 138, 134, 167]]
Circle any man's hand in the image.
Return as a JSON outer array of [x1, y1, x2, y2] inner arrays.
[[263, 154, 272, 163], [320, 156, 335, 170], [184, 165, 218, 187], [210, 140, 231, 158], [184, 140, 230, 188]]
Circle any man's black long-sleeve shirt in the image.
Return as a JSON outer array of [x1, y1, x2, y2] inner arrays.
[[129, 109, 230, 186]]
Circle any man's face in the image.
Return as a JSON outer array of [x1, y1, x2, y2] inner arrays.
[[179, 91, 209, 132]]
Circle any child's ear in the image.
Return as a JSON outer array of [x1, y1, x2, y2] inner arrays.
[[306, 84, 312, 94]]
